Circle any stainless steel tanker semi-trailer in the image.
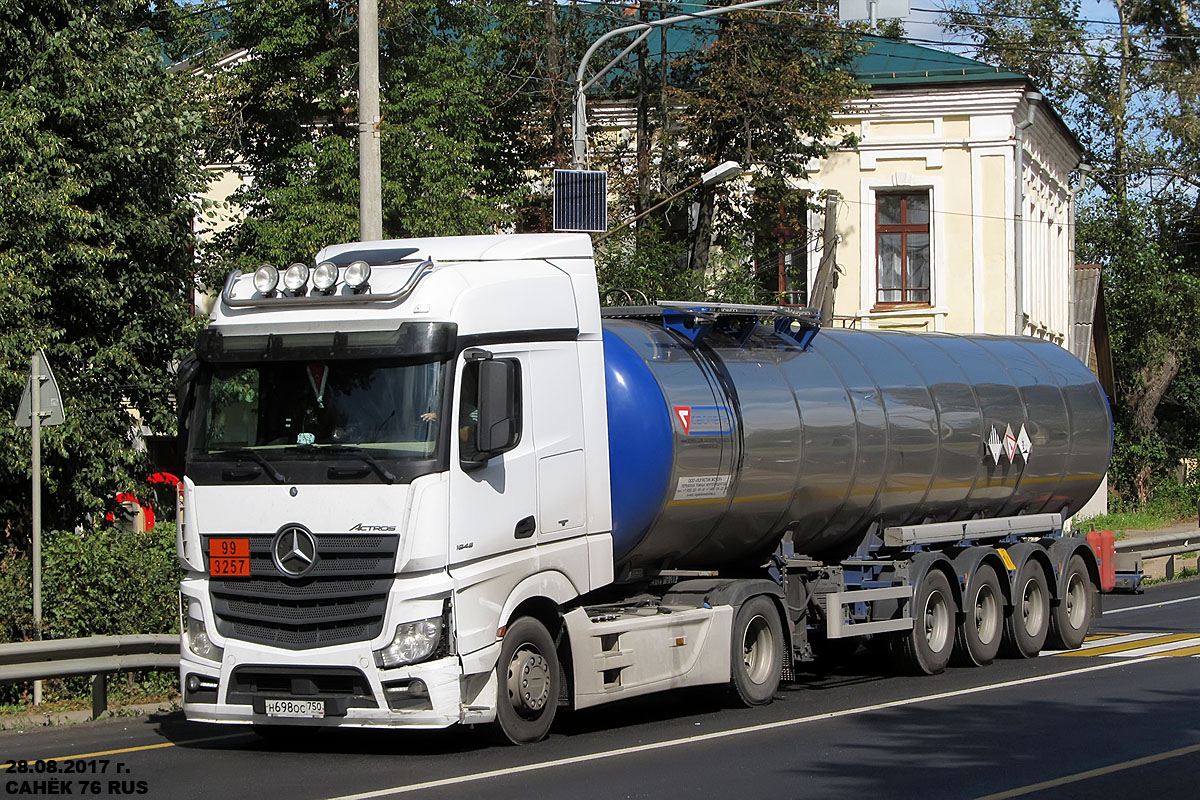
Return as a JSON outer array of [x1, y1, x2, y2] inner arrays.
[[180, 236, 1111, 744], [598, 303, 1110, 679]]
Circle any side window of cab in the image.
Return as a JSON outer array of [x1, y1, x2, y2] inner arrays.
[[458, 355, 521, 471]]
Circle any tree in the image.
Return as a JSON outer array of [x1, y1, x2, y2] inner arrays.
[[0, 0, 204, 532], [183, 0, 546, 288], [603, 2, 865, 281], [944, 0, 1199, 501]]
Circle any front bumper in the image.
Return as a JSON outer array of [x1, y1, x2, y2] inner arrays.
[[180, 644, 498, 729]]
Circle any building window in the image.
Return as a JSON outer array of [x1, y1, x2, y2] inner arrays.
[[875, 190, 930, 306]]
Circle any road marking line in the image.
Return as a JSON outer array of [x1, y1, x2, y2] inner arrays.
[[1099, 635, 1200, 658], [324, 656, 1169, 800], [1104, 594, 1200, 615], [1054, 633, 1200, 657], [1040, 631, 1161, 656], [41, 732, 254, 761], [974, 741, 1200, 799]]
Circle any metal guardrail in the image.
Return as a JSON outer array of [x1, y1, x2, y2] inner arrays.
[[0, 634, 178, 719], [1114, 529, 1200, 560]]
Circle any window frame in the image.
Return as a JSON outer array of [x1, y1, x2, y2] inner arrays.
[[874, 190, 932, 308]]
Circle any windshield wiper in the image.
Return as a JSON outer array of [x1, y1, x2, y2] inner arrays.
[[324, 445, 396, 484], [212, 448, 287, 483]]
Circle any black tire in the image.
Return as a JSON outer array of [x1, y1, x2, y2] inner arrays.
[[491, 616, 560, 745], [1001, 559, 1050, 658], [893, 568, 957, 676], [952, 563, 1004, 667], [1047, 553, 1094, 650], [729, 596, 784, 706]]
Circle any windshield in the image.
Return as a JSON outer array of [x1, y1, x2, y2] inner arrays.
[[191, 358, 445, 463]]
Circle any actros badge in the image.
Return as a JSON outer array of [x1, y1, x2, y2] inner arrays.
[[272, 525, 318, 577]]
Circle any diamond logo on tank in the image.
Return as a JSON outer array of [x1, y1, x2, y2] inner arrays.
[[985, 424, 1034, 464], [272, 525, 318, 578]]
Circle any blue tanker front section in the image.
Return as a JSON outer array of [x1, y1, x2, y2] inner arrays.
[[602, 328, 674, 561]]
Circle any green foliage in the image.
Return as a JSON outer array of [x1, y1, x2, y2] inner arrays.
[[0, 523, 181, 706], [183, 0, 538, 288], [0, 0, 205, 531], [596, 223, 771, 304], [1079, 196, 1200, 498]]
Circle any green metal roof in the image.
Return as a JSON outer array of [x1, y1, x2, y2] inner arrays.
[[853, 35, 1028, 86]]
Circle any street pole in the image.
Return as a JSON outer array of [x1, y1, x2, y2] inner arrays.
[[571, 0, 785, 169], [30, 353, 42, 706], [358, 0, 383, 241]]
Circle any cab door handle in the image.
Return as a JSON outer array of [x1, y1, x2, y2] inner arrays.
[[515, 516, 536, 539]]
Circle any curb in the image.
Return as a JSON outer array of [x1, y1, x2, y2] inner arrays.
[[0, 699, 180, 732]]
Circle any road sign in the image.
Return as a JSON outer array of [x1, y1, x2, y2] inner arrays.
[[553, 169, 608, 233], [16, 349, 64, 428]]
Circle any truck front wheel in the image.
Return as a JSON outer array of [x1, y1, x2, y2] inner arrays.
[[729, 596, 784, 706], [492, 616, 560, 745]]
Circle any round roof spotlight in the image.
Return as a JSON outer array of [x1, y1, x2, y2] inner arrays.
[[345, 260, 372, 293], [283, 263, 310, 294], [253, 264, 279, 296], [313, 261, 339, 293]]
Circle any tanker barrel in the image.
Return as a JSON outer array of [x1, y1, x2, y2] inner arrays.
[[602, 313, 1112, 573]]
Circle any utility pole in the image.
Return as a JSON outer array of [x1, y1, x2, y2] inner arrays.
[[358, 0, 383, 241], [810, 192, 841, 324]]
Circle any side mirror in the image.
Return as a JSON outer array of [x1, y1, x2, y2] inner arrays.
[[475, 359, 519, 454], [175, 351, 200, 454]]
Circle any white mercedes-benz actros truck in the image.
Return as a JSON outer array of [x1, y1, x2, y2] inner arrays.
[[178, 234, 1110, 743]]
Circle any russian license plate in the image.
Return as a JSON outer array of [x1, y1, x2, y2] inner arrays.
[[264, 699, 325, 718], [209, 538, 250, 577]]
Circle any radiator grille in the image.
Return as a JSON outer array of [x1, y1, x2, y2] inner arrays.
[[206, 533, 398, 650]]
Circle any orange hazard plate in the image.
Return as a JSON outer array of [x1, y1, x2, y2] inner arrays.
[[209, 538, 250, 577]]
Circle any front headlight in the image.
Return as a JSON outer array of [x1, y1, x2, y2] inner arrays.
[[374, 617, 442, 669], [283, 262, 310, 293], [185, 599, 224, 662], [252, 264, 279, 295]]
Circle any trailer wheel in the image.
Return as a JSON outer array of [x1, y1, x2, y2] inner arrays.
[[894, 568, 956, 675], [729, 596, 784, 706], [491, 616, 560, 745], [1002, 560, 1050, 658], [952, 563, 1003, 667], [1047, 553, 1094, 650]]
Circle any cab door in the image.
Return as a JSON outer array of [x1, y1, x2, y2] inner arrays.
[[447, 345, 539, 655]]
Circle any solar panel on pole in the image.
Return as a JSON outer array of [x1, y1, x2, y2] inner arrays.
[[553, 169, 608, 233]]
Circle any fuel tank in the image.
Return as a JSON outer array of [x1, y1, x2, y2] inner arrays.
[[603, 316, 1112, 573]]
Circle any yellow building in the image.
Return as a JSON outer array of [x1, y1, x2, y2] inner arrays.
[[801, 38, 1085, 341]]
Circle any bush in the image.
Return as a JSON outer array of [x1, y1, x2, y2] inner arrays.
[[0, 523, 181, 707]]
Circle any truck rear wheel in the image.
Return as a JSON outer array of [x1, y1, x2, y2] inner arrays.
[[491, 616, 559, 745], [729, 596, 783, 706], [952, 563, 1003, 667], [1047, 553, 1093, 650], [1002, 560, 1050, 658], [894, 568, 956, 675]]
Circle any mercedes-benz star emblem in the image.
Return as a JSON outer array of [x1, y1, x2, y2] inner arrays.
[[272, 525, 318, 578]]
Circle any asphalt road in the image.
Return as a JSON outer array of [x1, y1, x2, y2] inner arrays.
[[3, 579, 1198, 800]]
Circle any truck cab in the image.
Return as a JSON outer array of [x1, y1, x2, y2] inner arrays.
[[178, 234, 615, 738]]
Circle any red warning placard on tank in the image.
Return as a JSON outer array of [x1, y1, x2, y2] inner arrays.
[[673, 406, 731, 436]]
